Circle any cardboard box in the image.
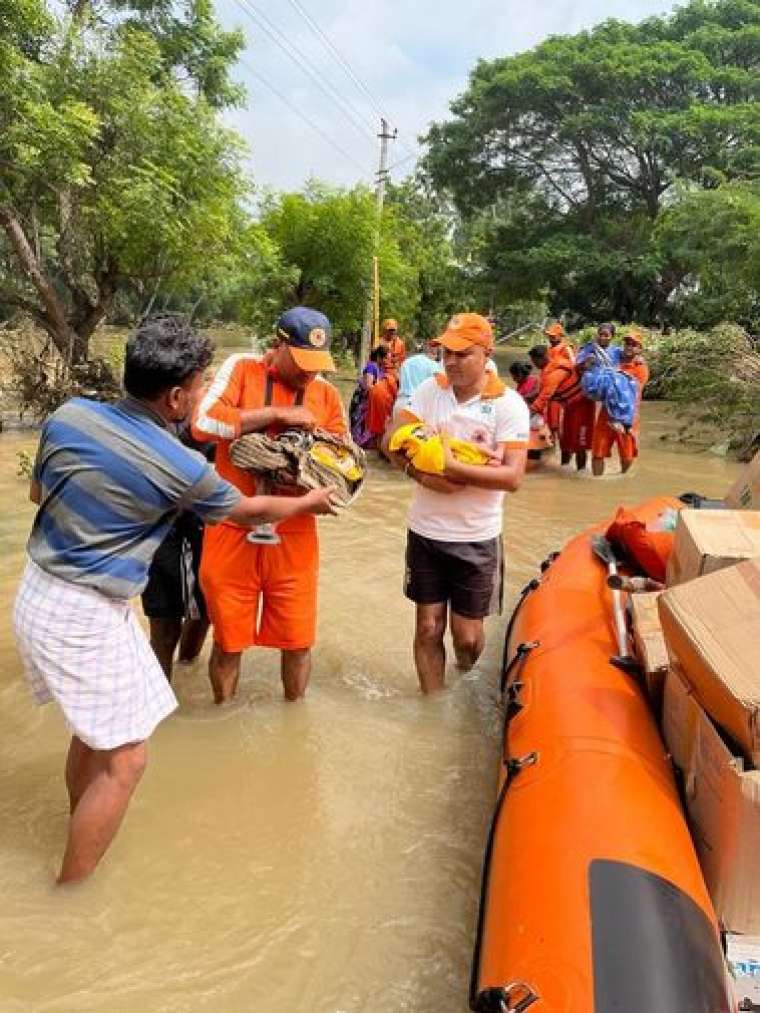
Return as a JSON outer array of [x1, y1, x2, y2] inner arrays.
[[666, 509, 760, 586], [659, 559, 760, 765], [726, 933, 760, 1010], [663, 665, 760, 935], [629, 591, 668, 712], [725, 451, 760, 511]]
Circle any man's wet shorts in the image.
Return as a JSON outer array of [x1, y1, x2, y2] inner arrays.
[[404, 531, 503, 619]]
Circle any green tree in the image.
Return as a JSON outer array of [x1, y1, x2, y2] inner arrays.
[[0, 0, 246, 364], [258, 181, 414, 339], [424, 0, 760, 324], [656, 181, 760, 327], [385, 177, 473, 340]]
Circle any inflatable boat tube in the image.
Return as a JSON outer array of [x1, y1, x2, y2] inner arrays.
[[470, 496, 731, 1013]]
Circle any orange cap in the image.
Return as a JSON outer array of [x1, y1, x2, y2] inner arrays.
[[623, 331, 644, 348], [381, 318, 398, 333], [543, 322, 565, 339], [434, 312, 494, 352]]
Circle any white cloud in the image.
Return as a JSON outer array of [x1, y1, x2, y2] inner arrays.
[[216, 0, 678, 193]]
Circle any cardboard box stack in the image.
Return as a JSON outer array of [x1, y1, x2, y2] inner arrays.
[[655, 498, 760, 1006], [666, 508, 760, 586], [725, 450, 760, 511], [629, 591, 668, 715]]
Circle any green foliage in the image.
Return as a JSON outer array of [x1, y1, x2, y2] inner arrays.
[[384, 178, 466, 339], [0, 0, 248, 363], [647, 322, 760, 457], [256, 181, 414, 341], [656, 180, 760, 327], [424, 0, 760, 326]]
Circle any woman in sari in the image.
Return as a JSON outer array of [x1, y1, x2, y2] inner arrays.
[[350, 345, 392, 448]]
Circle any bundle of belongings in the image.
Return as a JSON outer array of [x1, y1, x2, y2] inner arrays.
[[579, 342, 637, 430], [230, 428, 366, 509], [388, 422, 491, 475]]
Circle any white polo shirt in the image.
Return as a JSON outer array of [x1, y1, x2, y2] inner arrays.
[[406, 374, 530, 543]]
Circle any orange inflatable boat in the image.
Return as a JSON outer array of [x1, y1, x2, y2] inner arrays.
[[470, 496, 731, 1012]]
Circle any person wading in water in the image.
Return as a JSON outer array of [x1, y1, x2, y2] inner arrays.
[[384, 313, 529, 694], [12, 316, 336, 883], [192, 306, 347, 705]]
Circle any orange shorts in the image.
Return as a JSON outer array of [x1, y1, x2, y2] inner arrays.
[[200, 523, 319, 653], [560, 398, 596, 453], [592, 416, 639, 462]]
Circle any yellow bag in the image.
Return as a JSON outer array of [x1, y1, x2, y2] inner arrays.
[[388, 423, 490, 475]]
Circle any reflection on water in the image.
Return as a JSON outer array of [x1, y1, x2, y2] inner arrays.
[[0, 401, 741, 1012]]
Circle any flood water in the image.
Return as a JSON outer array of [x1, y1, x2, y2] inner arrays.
[[0, 367, 742, 1012]]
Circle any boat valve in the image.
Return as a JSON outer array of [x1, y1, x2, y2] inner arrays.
[[506, 751, 539, 777], [474, 981, 539, 1011]]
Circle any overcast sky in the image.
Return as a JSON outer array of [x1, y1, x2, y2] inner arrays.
[[215, 0, 678, 194]]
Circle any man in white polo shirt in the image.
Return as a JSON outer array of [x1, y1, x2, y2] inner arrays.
[[384, 313, 529, 693]]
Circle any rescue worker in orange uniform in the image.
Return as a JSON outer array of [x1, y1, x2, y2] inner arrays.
[[591, 332, 649, 476], [542, 322, 575, 442], [529, 344, 587, 467], [192, 307, 346, 704], [379, 318, 406, 376]]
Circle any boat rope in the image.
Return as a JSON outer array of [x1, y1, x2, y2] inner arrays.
[[499, 550, 558, 680], [500, 640, 539, 696], [500, 579, 539, 679]]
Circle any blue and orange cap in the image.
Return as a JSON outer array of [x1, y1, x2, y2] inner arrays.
[[276, 306, 336, 372]]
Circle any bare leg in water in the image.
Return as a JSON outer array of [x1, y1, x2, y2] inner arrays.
[[208, 643, 241, 704], [414, 602, 448, 694], [59, 737, 147, 883], [148, 618, 183, 680], [450, 612, 486, 672], [178, 618, 209, 663], [281, 648, 311, 701]]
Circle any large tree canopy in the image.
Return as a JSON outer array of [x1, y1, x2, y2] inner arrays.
[[424, 0, 760, 325], [0, 0, 246, 363]]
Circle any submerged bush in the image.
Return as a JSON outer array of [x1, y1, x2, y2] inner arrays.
[[647, 324, 760, 460]]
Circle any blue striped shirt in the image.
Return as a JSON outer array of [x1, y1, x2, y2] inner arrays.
[[29, 397, 240, 599]]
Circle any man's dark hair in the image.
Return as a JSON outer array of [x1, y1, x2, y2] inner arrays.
[[370, 345, 389, 363], [123, 314, 214, 399], [598, 322, 616, 336], [528, 344, 548, 364]]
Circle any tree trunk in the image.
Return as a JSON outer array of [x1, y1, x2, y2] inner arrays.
[[0, 205, 84, 362]]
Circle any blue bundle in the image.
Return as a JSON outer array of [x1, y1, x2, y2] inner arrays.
[[580, 344, 638, 428]]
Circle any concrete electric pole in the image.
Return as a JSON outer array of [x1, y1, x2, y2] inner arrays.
[[360, 117, 396, 365]]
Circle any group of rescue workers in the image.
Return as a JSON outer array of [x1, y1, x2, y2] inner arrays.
[[523, 321, 650, 477], [12, 304, 647, 886]]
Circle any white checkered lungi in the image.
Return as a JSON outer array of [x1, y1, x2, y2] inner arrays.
[[13, 559, 177, 750]]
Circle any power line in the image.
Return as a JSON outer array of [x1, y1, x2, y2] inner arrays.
[[238, 59, 371, 178], [282, 0, 418, 162], [230, 0, 376, 146]]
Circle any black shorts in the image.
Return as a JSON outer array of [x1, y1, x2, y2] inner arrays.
[[141, 513, 207, 622], [404, 530, 503, 619]]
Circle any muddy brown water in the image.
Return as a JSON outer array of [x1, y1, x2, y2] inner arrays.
[[0, 354, 742, 1012]]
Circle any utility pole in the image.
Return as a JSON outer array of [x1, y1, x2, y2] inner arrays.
[[360, 117, 396, 365]]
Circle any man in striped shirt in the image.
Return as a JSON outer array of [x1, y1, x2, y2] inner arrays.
[[13, 316, 336, 883]]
